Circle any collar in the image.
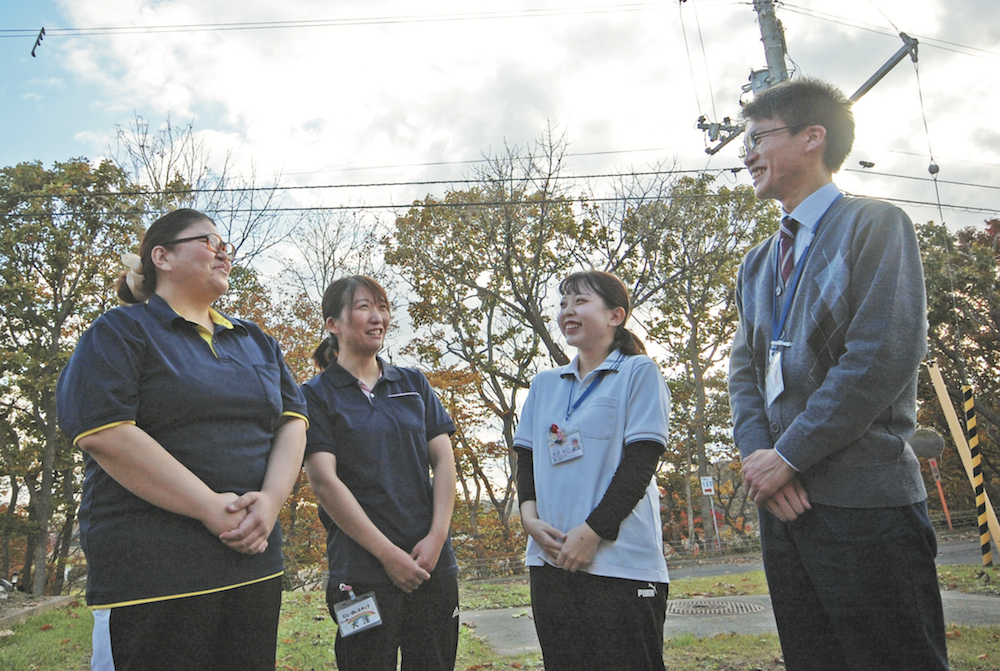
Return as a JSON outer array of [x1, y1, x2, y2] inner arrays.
[[323, 356, 402, 388], [208, 307, 234, 330], [784, 182, 841, 235], [145, 294, 247, 335], [560, 349, 626, 382]]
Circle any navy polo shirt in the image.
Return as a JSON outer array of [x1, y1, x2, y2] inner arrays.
[[56, 294, 308, 607], [301, 358, 458, 584]]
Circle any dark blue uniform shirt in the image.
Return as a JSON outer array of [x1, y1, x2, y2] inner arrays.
[[56, 294, 308, 607], [301, 358, 458, 585]]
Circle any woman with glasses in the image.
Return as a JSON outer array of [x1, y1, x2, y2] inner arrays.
[[301, 275, 459, 671], [57, 208, 308, 671]]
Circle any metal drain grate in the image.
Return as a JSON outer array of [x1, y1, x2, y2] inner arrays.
[[666, 600, 765, 616]]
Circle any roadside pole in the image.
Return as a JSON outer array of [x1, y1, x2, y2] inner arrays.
[[701, 476, 722, 554]]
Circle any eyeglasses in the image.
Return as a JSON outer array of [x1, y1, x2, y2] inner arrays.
[[165, 233, 236, 258], [739, 124, 803, 159]]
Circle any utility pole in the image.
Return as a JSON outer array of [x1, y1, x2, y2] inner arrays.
[[697, 0, 917, 155], [698, 0, 789, 154], [748, 0, 790, 95]]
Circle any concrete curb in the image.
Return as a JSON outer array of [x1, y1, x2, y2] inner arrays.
[[0, 595, 76, 630]]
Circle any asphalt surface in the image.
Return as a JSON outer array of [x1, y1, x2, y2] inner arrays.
[[459, 535, 1000, 657]]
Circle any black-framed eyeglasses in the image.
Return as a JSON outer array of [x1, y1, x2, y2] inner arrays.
[[165, 233, 236, 258], [739, 124, 804, 159]]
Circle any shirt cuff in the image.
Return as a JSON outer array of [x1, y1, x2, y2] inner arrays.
[[774, 448, 799, 472]]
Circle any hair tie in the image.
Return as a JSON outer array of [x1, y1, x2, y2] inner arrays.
[[121, 253, 149, 301]]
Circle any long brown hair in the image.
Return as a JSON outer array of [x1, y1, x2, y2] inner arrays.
[[312, 275, 390, 370], [559, 270, 646, 356]]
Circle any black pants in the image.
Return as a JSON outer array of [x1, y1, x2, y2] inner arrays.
[[760, 501, 949, 671], [327, 573, 459, 671], [108, 575, 283, 671], [529, 565, 668, 671]]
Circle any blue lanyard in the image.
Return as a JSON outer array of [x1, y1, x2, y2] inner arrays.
[[565, 354, 624, 420], [771, 243, 811, 349]]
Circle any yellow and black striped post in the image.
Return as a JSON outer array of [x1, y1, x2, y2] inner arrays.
[[963, 385, 994, 566]]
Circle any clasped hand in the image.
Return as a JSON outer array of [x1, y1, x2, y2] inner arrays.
[[201, 491, 278, 555], [741, 449, 811, 522], [523, 517, 601, 572]]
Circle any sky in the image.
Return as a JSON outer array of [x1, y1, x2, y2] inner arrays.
[[2, 0, 999, 242]]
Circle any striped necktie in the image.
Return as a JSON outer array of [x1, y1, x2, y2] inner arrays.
[[779, 216, 799, 284]]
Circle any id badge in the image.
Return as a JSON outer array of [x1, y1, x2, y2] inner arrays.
[[548, 427, 584, 465], [333, 584, 382, 637], [765, 349, 784, 408]]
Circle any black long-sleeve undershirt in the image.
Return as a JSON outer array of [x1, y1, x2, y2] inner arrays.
[[515, 440, 665, 541]]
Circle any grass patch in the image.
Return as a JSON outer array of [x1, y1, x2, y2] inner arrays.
[[457, 572, 770, 611], [664, 632, 786, 670], [0, 598, 90, 671], [460, 579, 531, 610], [944, 626, 1000, 671], [939, 565, 1000, 597], [273, 591, 543, 670], [668, 572, 770, 599], [662, 629, 1000, 670], [3, 572, 999, 670]]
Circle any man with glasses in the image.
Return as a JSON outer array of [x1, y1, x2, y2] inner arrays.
[[728, 78, 948, 670]]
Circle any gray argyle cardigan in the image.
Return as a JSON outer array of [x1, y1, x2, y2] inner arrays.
[[728, 195, 927, 508]]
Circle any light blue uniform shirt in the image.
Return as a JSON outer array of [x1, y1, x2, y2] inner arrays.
[[514, 351, 671, 583]]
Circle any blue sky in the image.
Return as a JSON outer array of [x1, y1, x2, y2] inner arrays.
[[2, 0, 998, 232]]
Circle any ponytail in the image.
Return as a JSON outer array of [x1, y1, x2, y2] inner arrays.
[[311, 336, 338, 371], [613, 327, 646, 356]]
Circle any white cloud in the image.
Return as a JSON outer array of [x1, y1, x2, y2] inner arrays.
[[0, 0, 985, 230]]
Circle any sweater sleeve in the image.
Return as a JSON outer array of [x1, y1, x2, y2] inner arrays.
[[728, 256, 777, 459]]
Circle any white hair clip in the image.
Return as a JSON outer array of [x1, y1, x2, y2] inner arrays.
[[121, 253, 149, 301]]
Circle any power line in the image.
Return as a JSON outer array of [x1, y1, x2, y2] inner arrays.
[[5, 163, 996, 202], [0, 4, 662, 38], [4, 191, 996, 219], [779, 4, 999, 59], [2, 167, 738, 201], [884, 149, 1000, 170], [280, 146, 684, 177], [843, 169, 1000, 192]]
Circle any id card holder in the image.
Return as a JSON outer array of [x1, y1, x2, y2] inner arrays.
[[765, 348, 784, 408], [548, 427, 584, 465], [333, 583, 382, 637]]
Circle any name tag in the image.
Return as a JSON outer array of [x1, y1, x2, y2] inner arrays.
[[548, 427, 584, 465], [333, 591, 382, 637], [765, 348, 784, 408]]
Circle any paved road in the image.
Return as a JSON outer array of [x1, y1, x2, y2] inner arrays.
[[460, 534, 1000, 657], [668, 533, 992, 580]]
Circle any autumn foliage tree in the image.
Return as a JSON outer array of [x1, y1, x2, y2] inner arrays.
[[916, 219, 1000, 517], [387, 134, 583, 526], [425, 366, 525, 575], [0, 159, 146, 594], [643, 175, 776, 546]]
